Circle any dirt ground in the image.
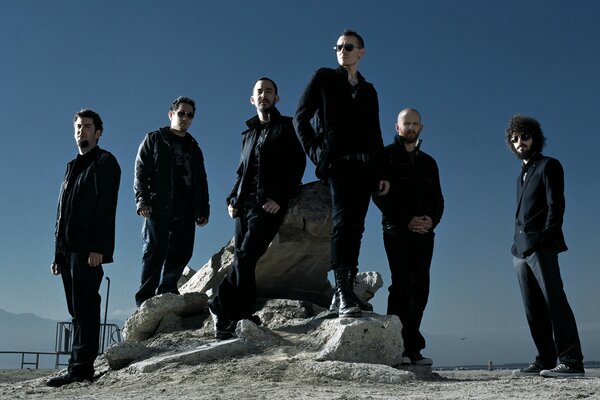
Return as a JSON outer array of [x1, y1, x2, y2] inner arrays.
[[1, 361, 599, 400]]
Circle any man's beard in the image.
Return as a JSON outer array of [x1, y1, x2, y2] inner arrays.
[[258, 102, 274, 114], [77, 139, 90, 149], [402, 132, 419, 144], [516, 147, 535, 160]]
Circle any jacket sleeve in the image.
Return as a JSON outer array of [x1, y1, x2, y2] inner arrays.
[[367, 85, 387, 182], [293, 70, 323, 166], [269, 122, 307, 206], [196, 147, 210, 222], [134, 133, 155, 212], [541, 158, 565, 246], [431, 159, 445, 229], [90, 153, 121, 256]]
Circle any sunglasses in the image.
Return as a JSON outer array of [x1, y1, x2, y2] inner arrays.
[[509, 133, 531, 143], [176, 111, 194, 118], [334, 43, 359, 52]]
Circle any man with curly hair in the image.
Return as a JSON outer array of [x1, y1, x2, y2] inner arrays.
[[507, 115, 584, 378]]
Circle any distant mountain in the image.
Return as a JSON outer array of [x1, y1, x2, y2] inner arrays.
[[0, 309, 59, 368]]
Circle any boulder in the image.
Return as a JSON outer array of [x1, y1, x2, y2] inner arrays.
[[180, 181, 382, 308], [122, 292, 208, 342]]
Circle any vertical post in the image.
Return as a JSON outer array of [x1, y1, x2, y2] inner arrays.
[[101, 276, 111, 353]]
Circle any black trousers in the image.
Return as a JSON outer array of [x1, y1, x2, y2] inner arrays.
[[59, 252, 103, 378], [212, 198, 286, 321], [136, 216, 195, 306], [384, 230, 434, 356], [513, 248, 583, 367], [329, 160, 372, 268]]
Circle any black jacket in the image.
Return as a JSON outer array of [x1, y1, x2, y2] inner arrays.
[[512, 153, 567, 258], [372, 136, 444, 234], [134, 127, 210, 222], [294, 67, 385, 181], [227, 108, 306, 208], [54, 146, 121, 263]]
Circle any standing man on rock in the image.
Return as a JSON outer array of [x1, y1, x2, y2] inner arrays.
[[134, 96, 210, 307], [48, 109, 121, 387], [507, 115, 584, 378], [372, 108, 444, 366], [209, 77, 306, 339], [294, 29, 389, 318]]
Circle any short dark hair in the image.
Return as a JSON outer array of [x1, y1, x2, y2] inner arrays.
[[170, 96, 196, 113], [254, 77, 278, 95], [74, 108, 103, 133], [505, 114, 546, 154], [341, 28, 364, 48]]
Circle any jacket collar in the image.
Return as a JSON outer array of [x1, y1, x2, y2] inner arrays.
[[245, 107, 282, 130], [393, 135, 422, 153], [335, 66, 366, 83]]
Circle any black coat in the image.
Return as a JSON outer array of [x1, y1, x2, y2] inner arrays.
[[512, 153, 568, 258], [134, 127, 210, 222], [372, 136, 444, 234], [54, 146, 121, 263], [227, 108, 306, 207], [293, 66, 385, 181]]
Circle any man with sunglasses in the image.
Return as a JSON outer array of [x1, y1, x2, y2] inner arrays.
[[294, 29, 389, 318], [208, 77, 306, 339], [372, 108, 444, 366], [507, 115, 584, 378], [134, 96, 210, 307]]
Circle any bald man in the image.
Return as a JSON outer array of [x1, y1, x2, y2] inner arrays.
[[373, 108, 444, 366]]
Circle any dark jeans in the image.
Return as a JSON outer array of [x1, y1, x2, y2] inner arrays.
[[59, 252, 104, 379], [513, 248, 583, 368], [135, 215, 195, 306], [384, 231, 434, 355], [212, 198, 286, 321], [329, 160, 373, 268]]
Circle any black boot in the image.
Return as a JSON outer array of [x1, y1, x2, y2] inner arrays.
[[333, 266, 361, 317]]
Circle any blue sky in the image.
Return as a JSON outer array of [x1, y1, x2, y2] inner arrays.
[[1, 1, 599, 365]]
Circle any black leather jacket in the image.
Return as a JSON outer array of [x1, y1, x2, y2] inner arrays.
[[54, 146, 121, 263], [134, 127, 210, 222], [372, 136, 444, 235], [227, 108, 306, 208], [294, 66, 386, 181]]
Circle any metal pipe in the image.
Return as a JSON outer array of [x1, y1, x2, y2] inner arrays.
[[101, 276, 111, 353]]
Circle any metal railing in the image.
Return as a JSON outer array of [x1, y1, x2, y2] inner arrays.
[[1, 322, 122, 370]]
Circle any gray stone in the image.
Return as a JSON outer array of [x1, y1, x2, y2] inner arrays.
[[301, 360, 414, 384], [314, 314, 404, 366], [103, 341, 154, 370], [355, 271, 384, 303], [179, 181, 336, 306], [122, 292, 208, 342]]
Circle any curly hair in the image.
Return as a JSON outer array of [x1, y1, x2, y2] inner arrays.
[[505, 114, 546, 155]]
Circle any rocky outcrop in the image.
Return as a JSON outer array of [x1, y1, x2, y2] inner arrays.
[[180, 181, 334, 306]]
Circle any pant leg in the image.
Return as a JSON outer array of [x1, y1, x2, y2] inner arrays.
[[60, 252, 103, 378], [514, 255, 558, 366], [215, 199, 285, 320], [329, 161, 372, 269], [157, 218, 196, 295], [136, 216, 170, 306], [525, 249, 584, 366], [384, 231, 433, 354]]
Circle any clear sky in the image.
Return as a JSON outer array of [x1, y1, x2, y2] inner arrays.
[[1, 1, 598, 365]]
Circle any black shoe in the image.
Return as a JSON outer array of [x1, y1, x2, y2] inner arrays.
[[512, 361, 553, 376], [540, 363, 585, 378], [46, 373, 91, 387], [208, 301, 237, 340], [333, 267, 362, 318]]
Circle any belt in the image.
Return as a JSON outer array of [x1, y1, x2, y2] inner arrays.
[[340, 153, 370, 162]]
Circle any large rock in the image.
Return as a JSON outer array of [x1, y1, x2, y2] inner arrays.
[[180, 181, 334, 306], [122, 292, 208, 342]]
